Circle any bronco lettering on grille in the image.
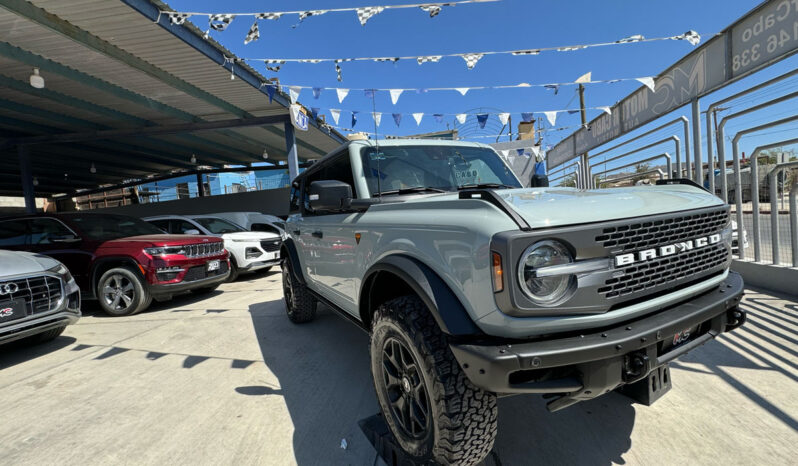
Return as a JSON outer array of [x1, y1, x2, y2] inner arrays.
[[615, 234, 722, 267]]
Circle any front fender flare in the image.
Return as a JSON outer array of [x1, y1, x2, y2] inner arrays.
[[280, 237, 305, 285]]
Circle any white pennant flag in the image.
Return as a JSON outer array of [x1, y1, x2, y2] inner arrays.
[[336, 88, 349, 103], [599, 106, 612, 115], [288, 86, 301, 104], [575, 72, 592, 83], [455, 88, 470, 96], [498, 113, 510, 125], [329, 109, 341, 125], [456, 114, 467, 124], [500, 150, 510, 159], [544, 111, 558, 126], [389, 89, 403, 105], [372, 112, 382, 126], [412, 113, 424, 126], [637, 77, 656, 92]]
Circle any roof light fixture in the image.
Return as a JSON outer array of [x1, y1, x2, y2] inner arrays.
[[90, 163, 97, 174], [29, 68, 44, 89], [190, 154, 197, 164], [32, 177, 39, 186]]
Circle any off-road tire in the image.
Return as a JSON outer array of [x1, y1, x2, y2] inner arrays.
[[370, 295, 498, 465], [282, 262, 316, 324], [96, 267, 151, 316], [25, 326, 66, 344]]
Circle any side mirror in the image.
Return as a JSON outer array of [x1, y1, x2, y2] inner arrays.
[[50, 234, 81, 243], [529, 174, 549, 187], [308, 180, 353, 212], [184, 229, 201, 235]]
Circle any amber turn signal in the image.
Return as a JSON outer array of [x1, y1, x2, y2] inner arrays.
[[491, 252, 503, 292]]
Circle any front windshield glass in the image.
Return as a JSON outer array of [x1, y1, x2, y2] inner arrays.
[[360, 145, 521, 195], [67, 214, 165, 241], [193, 217, 245, 234]]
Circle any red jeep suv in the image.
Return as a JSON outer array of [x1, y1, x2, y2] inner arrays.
[[0, 213, 229, 316]]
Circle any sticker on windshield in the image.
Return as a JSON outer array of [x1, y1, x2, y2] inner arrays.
[[455, 169, 480, 185]]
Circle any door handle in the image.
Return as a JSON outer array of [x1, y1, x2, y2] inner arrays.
[[312, 231, 324, 238]]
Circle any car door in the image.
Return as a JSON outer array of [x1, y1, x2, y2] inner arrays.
[[26, 218, 91, 286]]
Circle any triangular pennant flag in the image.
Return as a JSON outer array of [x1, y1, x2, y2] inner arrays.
[[389, 89, 403, 105], [616, 34, 644, 44], [677, 30, 701, 46], [567, 110, 580, 115], [311, 107, 319, 120], [500, 150, 510, 159], [299, 10, 327, 21], [455, 88, 470, 96], [168, 13, 192, 25], [356, 6, 384, 26], [544, 111, 557, 126], [498, 113, 510, 125], [329, 109, 341, 125], [265, 84, 276, 103], [417, 56, 442, 65], [392, 113, 402, 127], [517, 149, 526, 157], [636, 77, 656, 92], [208, 14, 235, 32], [351, 111, 359, 128], [461, 53, 484, 70], [372, 112, 382, 127], [244, 21, 259, 44], [312, 87, 322, 99], [364, 89, 376, 99], [433, 114, 444, 123], [599, 106, 612, 115], [334, 61, 343, 82], [575, 72, 592, 83], [543, 84, 559, 95], [256, 13, 283, 21], [521, 112, 534, 123], [476, 114, 489, 129], [336, 88, 349, 103], [420, 5, 442, 17], [288, 86, 301, 104], [412, 113, 424, 126], [456, 114, 467, 124]]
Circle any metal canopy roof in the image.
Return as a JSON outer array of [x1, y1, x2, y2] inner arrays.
[[0, 0, 345, 196]]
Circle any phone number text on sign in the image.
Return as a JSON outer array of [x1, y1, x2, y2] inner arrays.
[[732, 0, 798, 76]]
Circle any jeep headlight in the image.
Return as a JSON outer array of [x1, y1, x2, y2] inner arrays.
[[518, 240, 576, 306]]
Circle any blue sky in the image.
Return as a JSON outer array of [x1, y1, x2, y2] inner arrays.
[[166, 0, 797, 173]]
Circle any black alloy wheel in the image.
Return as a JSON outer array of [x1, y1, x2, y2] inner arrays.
[[380, 336, 432, 440]]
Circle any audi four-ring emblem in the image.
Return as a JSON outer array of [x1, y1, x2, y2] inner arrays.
[[0, 283, 19, 295]]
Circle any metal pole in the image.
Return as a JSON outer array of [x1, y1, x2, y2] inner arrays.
[[578, 84, 590, 189], [790, 179, 798, 267], [196, 172, 204, 197], [691, 99, 703, 184], [18, 145, 36, 214], [681, 116, 691, 180], [731, 135, 745, 259], [284, 121, 299, 182], [770, 168, 781, 265]]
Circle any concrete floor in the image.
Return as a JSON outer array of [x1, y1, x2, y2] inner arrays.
[[1, 271, 796, 465]]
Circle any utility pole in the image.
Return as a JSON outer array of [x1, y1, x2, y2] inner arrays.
[[578, 84, 589, 189]]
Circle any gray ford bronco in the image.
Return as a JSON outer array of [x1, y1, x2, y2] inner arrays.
[[281, 139, 745, 465]]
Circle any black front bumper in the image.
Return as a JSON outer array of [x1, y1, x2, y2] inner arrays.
[[450, 272, 745, 409], [148, 270, 229, 298]]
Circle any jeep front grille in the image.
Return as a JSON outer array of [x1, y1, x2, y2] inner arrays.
[[599, 245, 729, 299], [595, 208, 729, 253], [185, 242, 224, 258], [2, 275, 63, 315]]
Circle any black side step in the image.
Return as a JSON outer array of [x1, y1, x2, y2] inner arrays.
[[459, 189, 532, 231]]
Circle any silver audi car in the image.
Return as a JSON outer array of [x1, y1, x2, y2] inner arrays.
[[0, 250, 81, 346]]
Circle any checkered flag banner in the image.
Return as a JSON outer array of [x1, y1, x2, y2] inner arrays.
[[265, 60, 284, 72], [167, 13, 191, 25], [672, 30, 701, 46], [335, 61, 343, 82], [373, 57, 400, 63], [209, 14, 235, 31], [420, 5, 442, 17], [244, 21, 259, 44], [417, 55, 442, 65], [615, 34, 644, 44], [512, 49, 541, 56], [461, 53, 483, 70], [299, 10, 328, 21], [256, 13, 283, 21], [356, 6, 385, 26]]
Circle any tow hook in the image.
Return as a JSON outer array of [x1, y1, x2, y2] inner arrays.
[[623, 351, 650, 383], [725, 307, 746, 331]]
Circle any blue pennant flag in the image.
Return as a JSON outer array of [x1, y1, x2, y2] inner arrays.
[[266, 84, 276, 103], [312, 87, 322, 99], [521, 112, 534, 122], [477, 113, 489, 129], [311, 107, 319, 120], [364, 89, 377, 99], [567, 110, 580, 115], [517, 149, 526, 157], [352, 111, 359, 128], [392, 113, 402, 127], [544, 84, 559, 95], [433, 114, 444, 123]]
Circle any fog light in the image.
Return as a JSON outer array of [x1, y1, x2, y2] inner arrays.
[[245, 247, 262, 259]]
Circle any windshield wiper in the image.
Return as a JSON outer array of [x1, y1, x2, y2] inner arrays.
[[458, 183, 516, 190], [377, 186, 448, 196]]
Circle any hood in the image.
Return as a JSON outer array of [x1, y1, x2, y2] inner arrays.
[[496, 186, 724, 229], [0, 250, 60, 276], [221, 231, 280, 241], [103, 234, 222, 246]]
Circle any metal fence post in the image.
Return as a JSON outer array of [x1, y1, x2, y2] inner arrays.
[[691, 99, 703, 185], [790, 179, 798, 268]]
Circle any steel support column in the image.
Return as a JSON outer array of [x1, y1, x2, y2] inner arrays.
[[691, 99, 703, 184], [18, 145, 35, 213], [284, 122, 299, 182], [196, 173, 205, 197]]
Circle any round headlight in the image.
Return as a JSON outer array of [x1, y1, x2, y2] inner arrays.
[[518, 240, 575, 306]]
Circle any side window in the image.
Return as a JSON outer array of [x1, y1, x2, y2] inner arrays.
[[172, 220, 199, 234], [149, 220, 171, 233], [289, 183, 301, 214], [322, 154, 355, 191], [251, 223, 281, 235], [0, 220, 29, 247], [28, 218, 75, 245]]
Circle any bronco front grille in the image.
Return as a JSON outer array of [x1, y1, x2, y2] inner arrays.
[[184, 242, 224, 258], [599, 245, 729, 299], [2, 275, 63, 315], [595, 208, 729, 253]]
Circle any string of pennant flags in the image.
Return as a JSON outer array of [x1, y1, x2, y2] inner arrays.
[[159, 0, 499, 42]]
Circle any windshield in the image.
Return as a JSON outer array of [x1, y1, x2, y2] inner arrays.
[[67, 214, 165, 241], [360, 145, 521, 196], [192, 217, 245, 234]]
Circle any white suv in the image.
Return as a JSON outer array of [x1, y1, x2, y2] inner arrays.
[[143, 215, 281, 281]]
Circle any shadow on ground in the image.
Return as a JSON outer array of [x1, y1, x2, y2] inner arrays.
[[0, 336, 77, 371]]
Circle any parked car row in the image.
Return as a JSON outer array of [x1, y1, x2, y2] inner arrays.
[[0, 211, 282, 347]]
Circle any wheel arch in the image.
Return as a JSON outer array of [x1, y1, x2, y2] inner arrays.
[[280, 237, 306, 285], [91, 256, 146, 295], [359, 255, 483, 337]]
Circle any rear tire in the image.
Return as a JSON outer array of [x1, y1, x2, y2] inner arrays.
[[96, 267, 151, 316], [282, 262, 316, 324], [25, 326, 66, 344], [370, 295, 497, 465]]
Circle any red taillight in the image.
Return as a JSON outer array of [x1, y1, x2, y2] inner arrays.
[[491, 252, 503, 293]]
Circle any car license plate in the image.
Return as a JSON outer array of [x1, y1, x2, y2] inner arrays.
[[0, 298, 27, 323], [207, 260, 220, 271]]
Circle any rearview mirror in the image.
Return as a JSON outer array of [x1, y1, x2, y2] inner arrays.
[[308, 180, 353, 212], [184, 229, 201, 235]]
